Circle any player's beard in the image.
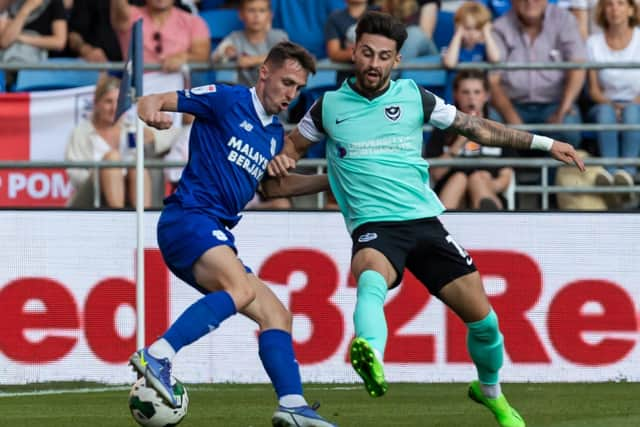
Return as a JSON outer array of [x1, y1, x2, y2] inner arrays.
[[356, 67, 391, 95]]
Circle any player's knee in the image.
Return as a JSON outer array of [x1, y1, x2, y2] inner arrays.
[[229, 285, 256, 310]]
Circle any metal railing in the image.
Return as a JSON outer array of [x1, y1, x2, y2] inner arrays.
[[1, 59, 640, 209], [1, 158, 639, 210], [3, 60, 640, 71]]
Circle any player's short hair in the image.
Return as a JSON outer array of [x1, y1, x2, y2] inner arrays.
[[594, 0, 639, 29], [94, 75, 120, 104], [453, 69, 488, 92], [355, 10, 408, 52], [265, 41, 316, 75], [239, 0, 271, 10], [454, 1, 492, 28]]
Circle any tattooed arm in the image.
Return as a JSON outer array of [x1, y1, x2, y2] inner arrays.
[[448, 110, 585, 171]]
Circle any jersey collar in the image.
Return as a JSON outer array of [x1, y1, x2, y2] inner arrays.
[[250, 87, 277, 127]]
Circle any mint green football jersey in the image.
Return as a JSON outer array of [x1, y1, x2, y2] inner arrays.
[[299, 78, 457, 233]]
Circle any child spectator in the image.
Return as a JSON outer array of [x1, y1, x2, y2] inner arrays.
[[425, 70, 515, 210], [442, 1, 500, 69], [211, 0, 288, 87]]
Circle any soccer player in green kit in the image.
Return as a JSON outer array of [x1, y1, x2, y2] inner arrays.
[[267, 11, 584, 427]]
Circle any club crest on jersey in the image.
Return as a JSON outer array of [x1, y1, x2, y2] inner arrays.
[[191, 84, 217, 95], [270, 138, 277, 156], [384, 105, 401, 122]]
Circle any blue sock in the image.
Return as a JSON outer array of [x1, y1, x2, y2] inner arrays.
[[162, 290, 237, 353], [259, 329, 303, 398]]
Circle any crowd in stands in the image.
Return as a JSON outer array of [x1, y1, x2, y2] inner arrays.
[[0, 0, 639, 210]]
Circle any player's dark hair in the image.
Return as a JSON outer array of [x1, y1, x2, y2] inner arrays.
[[453, 69, 489, 92], [240, 0, 271, 10], [265, 41, 316, 75], [355, 11, 408, 52]]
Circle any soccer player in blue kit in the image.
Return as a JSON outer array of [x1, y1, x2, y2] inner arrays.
[[268, 12, 586, 427], [129, 41, 335, 427]]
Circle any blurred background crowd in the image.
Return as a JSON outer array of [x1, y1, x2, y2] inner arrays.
[[1, 0, 639, 211]]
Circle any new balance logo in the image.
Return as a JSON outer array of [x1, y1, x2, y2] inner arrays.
[[239, 120, 253, 132], [212, 230, 228, 241], [358, 232, 378, 243]]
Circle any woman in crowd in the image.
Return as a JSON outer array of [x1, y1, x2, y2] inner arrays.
[[65, 75, 153, 208]]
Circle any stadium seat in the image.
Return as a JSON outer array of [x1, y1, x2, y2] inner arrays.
[[306, 68, 337, 91], [401, 55, 447, 98], [214, 69, 238, 84], [0, 71, 5, 92], [200, 9, 244, 46], [199, 0, 225, 10], [433, 10, 455, 51], [13, 58, 100, 92], [271, 0, 346, 59]]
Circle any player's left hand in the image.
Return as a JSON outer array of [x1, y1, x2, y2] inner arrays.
[[550, 141, 585, 172], [267, 154, 296, 177]]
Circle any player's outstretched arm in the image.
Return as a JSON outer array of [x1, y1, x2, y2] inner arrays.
[[260, 174, 330, 199], [138, 92, 178, 130], [449, 110, 585, 171]]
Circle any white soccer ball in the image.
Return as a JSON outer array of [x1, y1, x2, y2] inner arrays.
[[128, 376, 189, 427]]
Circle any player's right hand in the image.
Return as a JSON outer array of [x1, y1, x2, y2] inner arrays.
[[140, 111, 173, 130], [267, 154, 296, 177]]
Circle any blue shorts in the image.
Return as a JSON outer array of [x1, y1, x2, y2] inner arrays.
[[157, 202, 252, 294]]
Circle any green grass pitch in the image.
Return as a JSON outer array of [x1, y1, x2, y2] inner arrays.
[[1, 382, 639, 426]]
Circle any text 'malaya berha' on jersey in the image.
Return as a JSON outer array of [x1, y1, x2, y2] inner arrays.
[[166, 84, 285, 228], [298, 78, 457, 234]]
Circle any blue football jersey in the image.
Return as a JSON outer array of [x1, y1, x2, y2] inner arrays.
[[166, 84, 284, 227]]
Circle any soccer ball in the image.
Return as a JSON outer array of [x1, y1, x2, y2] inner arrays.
[[128, 377, 189, 427]]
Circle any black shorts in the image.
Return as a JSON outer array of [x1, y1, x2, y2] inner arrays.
[[351, 217, 477, 294]]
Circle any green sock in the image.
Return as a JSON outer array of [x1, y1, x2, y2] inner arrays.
[[467, 309, 504, 385], [353, 270, 388, 358]]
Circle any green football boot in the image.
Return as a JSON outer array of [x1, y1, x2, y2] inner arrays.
[[349, 337, 388, 397], [468, 380, 526, 427]]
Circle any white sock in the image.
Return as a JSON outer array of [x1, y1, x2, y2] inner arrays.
[[373, 348, 384, 367], [279, 394, 308, 408], [148, 338, 176, 361], [480, 382, 502, 399]]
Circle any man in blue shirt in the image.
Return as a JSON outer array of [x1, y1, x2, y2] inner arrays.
[[130, 41, 335, 427]]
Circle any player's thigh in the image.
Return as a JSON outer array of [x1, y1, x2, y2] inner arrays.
[[405, 218, 478, 300], [239, 274, 291, 332], [193, 245, 255, 305], [350, 221, 416, 287]]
